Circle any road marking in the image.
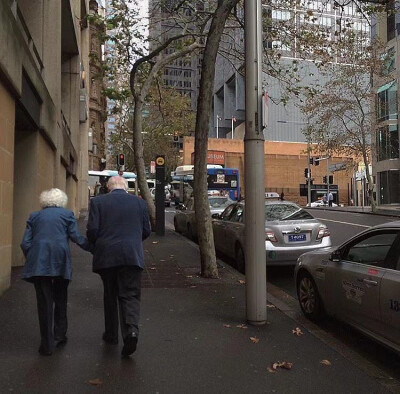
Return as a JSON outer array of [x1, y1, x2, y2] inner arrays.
[[315, 218, 370, 228]]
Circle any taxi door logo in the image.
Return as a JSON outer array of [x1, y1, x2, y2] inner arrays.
[[156, 157, 165, 166]]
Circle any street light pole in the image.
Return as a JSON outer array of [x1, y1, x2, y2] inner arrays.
[[244, 0, 266, 325], [216, 115, 220, 139], [231, 117, 236, 139], [307, 142, 311, 205]]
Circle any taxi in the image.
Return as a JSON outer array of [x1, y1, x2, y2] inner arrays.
[[295, 222, 400, 353]]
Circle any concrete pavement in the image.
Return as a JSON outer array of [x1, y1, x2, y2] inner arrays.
[[0, 220, 398, 393]]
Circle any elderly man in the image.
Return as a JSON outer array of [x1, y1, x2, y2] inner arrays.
[[87, 176, 151, 356]]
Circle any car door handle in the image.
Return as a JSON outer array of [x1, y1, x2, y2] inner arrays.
[[361, 278, 378, 286]]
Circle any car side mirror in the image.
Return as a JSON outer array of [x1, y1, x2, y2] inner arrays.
[[211, 213, 221, 219], [330, 250, 341, 262]]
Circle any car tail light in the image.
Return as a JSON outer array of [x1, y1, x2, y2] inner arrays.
[[316, 227, 330, 240], [266, 231, 277, 242]]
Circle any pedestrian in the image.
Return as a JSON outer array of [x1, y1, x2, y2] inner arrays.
[[322, 194, 328, 205], [280, 192, 285, 201], [20, 188, 90, 356], [87, 176, 151, 357], [328, 191, 334, 207]]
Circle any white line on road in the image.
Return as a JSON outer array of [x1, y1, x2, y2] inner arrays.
[[315, 218, 370, 228]]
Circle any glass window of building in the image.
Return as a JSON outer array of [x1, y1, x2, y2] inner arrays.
[[377, 124, 399, 161], [376, 81, 397, 122], [379, 170, 400, 204]]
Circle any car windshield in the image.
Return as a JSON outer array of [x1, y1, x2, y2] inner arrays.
[[208, 197, 231, 208], [265, 204, 314, 221]]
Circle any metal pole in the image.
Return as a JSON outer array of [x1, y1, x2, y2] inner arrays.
[[231, 117, 234, 139], [307, 142, 311, 205], [244, 0, 266, 325], [216, 115, 219, 139], [327, 156, 330, 198]]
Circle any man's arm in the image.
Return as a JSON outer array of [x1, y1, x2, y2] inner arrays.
[[142, 201, 151, 240], [87, 199, 100, 245]]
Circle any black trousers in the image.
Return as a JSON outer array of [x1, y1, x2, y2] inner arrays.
[[99, 266, 142, 343], [33, 277, 69, 352]]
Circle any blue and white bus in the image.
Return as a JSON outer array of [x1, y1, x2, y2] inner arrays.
[[173, 165, 240, 201]]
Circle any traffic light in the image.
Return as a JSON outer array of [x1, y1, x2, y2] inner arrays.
[[173, 132, 179, 142], [309, 157, 314, 165], [329, 175, 333, 185], [314, 157, 319, 166], [304, 168, 309, 178], [323, 175, 327, 184], [117, 153, 125, 167]]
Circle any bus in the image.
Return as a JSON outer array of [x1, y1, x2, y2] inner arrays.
[[173, 165, 240, 201], [88, 170, 137, 197]]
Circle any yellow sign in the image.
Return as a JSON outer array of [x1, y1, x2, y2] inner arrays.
[[156, 156, 165, 166]]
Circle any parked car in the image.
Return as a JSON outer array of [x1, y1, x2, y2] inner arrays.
[[149, 187, 171, 207], [295, 222, 400, 354], [174, 196, 233, 239], [211, 201, 331, 273], [307, 199, 338, 208]]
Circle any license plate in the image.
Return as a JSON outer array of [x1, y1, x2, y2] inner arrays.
[[288, 234, 306, 242]]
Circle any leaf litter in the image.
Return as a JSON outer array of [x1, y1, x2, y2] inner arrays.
[[292, 327, 304, 336]]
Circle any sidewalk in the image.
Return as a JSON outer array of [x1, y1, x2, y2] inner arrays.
[[0, 220, 397, 393], [307, 205, 400, 218]]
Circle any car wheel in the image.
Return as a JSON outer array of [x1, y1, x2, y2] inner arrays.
[[297, 271, 324, 322], [235, 245, 245, 274], [174, 217, 179, 233]]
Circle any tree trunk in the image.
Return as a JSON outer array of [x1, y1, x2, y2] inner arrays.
[[193, 0, 239, 278], [363, 158, 377, 213], [132, 95, 156, 227]]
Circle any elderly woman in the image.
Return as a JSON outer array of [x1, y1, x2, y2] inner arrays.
[[21, 188, 89, 356]]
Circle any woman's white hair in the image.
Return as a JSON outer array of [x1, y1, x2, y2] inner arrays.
[[107, 176, 128, 191], [39, 188, 68, 208]]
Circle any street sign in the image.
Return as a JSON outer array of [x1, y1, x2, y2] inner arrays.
[[356, 170, 366, 180], [328, 162, 347, 172]]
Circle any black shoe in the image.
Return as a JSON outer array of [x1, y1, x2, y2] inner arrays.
[[55, 336, 68, 346], [38, 346, 53, 356], [121, 333, 138, 357], [102, 332, 118, 345]]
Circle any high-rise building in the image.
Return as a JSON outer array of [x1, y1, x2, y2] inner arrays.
[[371, 4, 400, 205], [0, 0, 91, 295], [148, 0, 204, 110], [212, 0, 370, 140]]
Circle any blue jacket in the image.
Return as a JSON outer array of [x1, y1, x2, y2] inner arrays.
[[87, 189, 151, 272], [20, 207, 89, 281]]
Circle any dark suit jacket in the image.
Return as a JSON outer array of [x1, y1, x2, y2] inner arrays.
[[87, 189, 151, 272]]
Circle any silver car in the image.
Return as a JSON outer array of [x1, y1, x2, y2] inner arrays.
[[212, 201, 331, 272], [174, 196, 233, 239], [295, 222, 400, 354]]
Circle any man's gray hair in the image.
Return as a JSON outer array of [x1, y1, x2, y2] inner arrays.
[[39, 188, 68, 208], [107, 176, 128, 191]]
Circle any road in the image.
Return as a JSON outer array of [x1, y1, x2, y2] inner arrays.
[[165, 206, 400, 382]]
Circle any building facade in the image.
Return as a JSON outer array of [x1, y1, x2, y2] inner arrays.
[[88, 0, 106, 170], [372, 6, 400, 205], [0, 0, 90, 295]]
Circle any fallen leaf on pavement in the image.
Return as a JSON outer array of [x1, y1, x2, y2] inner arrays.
[[267, 304, 276, 309], [186, 275, 193, 278], [152, 241, 158, 244], [223, 324, 231, 328], [320, 360, 331, 366], [250, 337, 260, 344], [236, 324, 248, 329], [160, 259, 165, 262], [88, 378, 103, 386], [149, 267, 157, 270], [292, 327, 304, 336], [238, 280, 245, 284], [267, 367, 277, 373], [272, 361, 293, 370], [190, 285, 197, 288]]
